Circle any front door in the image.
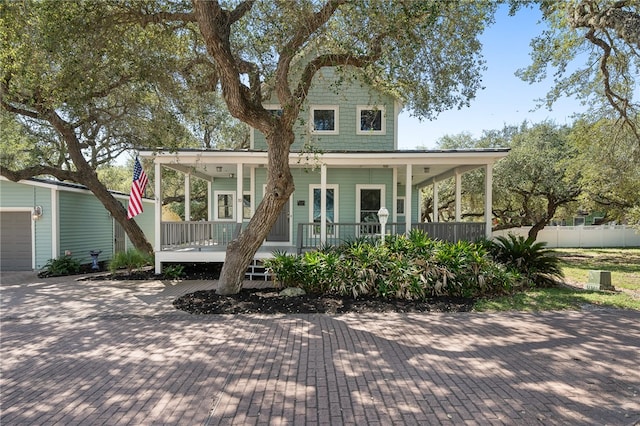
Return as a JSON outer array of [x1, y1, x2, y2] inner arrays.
[[357, 185, 385, 235], [267, 199, 290, 242]]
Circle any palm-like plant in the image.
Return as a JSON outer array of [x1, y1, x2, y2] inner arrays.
[[488, 234, 563, 287]]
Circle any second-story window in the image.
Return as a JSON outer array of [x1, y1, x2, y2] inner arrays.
[[311, 106, 339, 134], [357, 106, 386, 134]]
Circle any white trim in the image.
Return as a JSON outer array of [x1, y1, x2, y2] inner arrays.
[[356, 105, 386, 135], [309, 183, 339, 237], [207, 180, 212, 220], [249, 166, 255, 220], [392, 168, 398, 222], [142, 150, 508, 168], [432, 179, 439, 222], [214, 190, 236, 221], [0, 176, 154, 203], [154, 162, 162, 255], [51, 188, 59, 259], [455, 168, 462, 222], [394, 100, 401, 150], [0, 207, 34, 212], [310, 105, 339, 135], [405, 164, 412, 230], [236, 163, 243, 224], [485, 163, 493, 239], [184, 173, 191, 221]]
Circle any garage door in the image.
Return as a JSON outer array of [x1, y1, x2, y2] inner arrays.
[[0, 212, 32, 271]]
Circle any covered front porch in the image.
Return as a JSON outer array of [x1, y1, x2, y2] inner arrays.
[[141, 149, 508, 273]]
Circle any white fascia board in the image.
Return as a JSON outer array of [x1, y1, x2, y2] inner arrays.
[[0, 176, 153, 202], [140, 150, 509, 170]]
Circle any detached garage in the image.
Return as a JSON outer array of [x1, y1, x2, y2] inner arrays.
[[0, 178, 154, 271]]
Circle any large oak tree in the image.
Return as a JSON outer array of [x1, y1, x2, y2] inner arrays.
[[516, 0, 640, 141], [0, 1, 205, 253], [127, 0, 498, 294]]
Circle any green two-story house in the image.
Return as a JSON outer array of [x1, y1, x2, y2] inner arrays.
[[141, 67, 508, 275]]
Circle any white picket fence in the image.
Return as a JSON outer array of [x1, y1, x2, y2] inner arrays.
[[493, 225, 640, 248]]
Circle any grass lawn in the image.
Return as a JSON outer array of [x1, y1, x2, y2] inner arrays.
[[474, 247, 640, 312]]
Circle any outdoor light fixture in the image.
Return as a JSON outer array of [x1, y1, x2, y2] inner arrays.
[[377, 206, 389, 245], [229, 173, 235, 178], [32, 206, 43, 221], [216, 166, 223, 173], [423, 167, 430, 174]]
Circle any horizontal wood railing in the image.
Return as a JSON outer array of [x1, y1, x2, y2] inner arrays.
[[161, 221, 241, 250], [297, 222, 486, 252]]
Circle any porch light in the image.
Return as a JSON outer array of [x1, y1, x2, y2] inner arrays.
[[216, 166, 223, 172], [377, 206, 389, 245], [32, 206, 43, 221]]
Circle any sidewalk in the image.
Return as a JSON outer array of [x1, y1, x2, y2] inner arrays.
[[1, 272, 639, 425]]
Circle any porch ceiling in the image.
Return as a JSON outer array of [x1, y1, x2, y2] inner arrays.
[[141, 149, 509, 186]]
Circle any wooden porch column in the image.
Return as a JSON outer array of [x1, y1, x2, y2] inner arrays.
[[392, 167, 398, 223], [320, 163, 327, 244], [405, 164, 412, 232], [207, 180, 212, 221], [184, 173, 191, 221], [154, 162, 162, 274], [485, 163, 494, 239], [455, 168, 462, 222], [432, 178, 439, 222], [236, 162, 243, 225]]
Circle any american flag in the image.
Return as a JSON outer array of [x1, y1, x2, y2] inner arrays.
[[127, 157, 148, 219]]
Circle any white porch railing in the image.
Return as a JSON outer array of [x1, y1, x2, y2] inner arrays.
[[161, 221, 241, 250], [297, 222, 486, 252]]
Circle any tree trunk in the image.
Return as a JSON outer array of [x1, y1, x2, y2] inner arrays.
[[526, 199, 560, 243], [216, 129, 295, 295], [78, 169, 154, 254], [46, 109, 154, 255]]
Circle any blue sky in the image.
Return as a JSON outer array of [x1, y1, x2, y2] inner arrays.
[[397, 5, 587, 149]]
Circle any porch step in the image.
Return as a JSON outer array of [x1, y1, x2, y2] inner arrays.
[[245, 259, 272, 281]]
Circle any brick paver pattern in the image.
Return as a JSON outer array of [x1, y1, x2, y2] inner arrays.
[[1, 273, 639, 425]]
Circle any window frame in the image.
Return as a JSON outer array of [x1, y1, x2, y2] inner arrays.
[[309, 184, 339, 236], [355, 184, 386, 235], [242, 191, 252, 220], [356, 105, 386, 135], [396, 197, 405, 216], [310, 105, 339, 135], [214, 190, 236, 221]]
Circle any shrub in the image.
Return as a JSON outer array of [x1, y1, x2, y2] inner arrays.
[[488, 234, 563, 287], [40, 255, 81, 277], [264, 250, 304, 289], [267, 230, 519, 300], [109, 249, 153, 274], [163, 264, 185, 280]]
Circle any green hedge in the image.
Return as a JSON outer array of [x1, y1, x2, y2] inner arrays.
[[265, 230, 519, 300]]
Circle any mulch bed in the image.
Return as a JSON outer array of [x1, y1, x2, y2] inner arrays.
[[173, 288, 475, 315]]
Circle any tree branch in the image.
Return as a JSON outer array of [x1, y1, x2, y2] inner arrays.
[[275, 0, 346, 111], [0, 164, 78, 182], [584, 29, 640, 140]]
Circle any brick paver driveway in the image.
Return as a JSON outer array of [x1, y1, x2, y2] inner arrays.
[[1, 272, 639, 425]]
